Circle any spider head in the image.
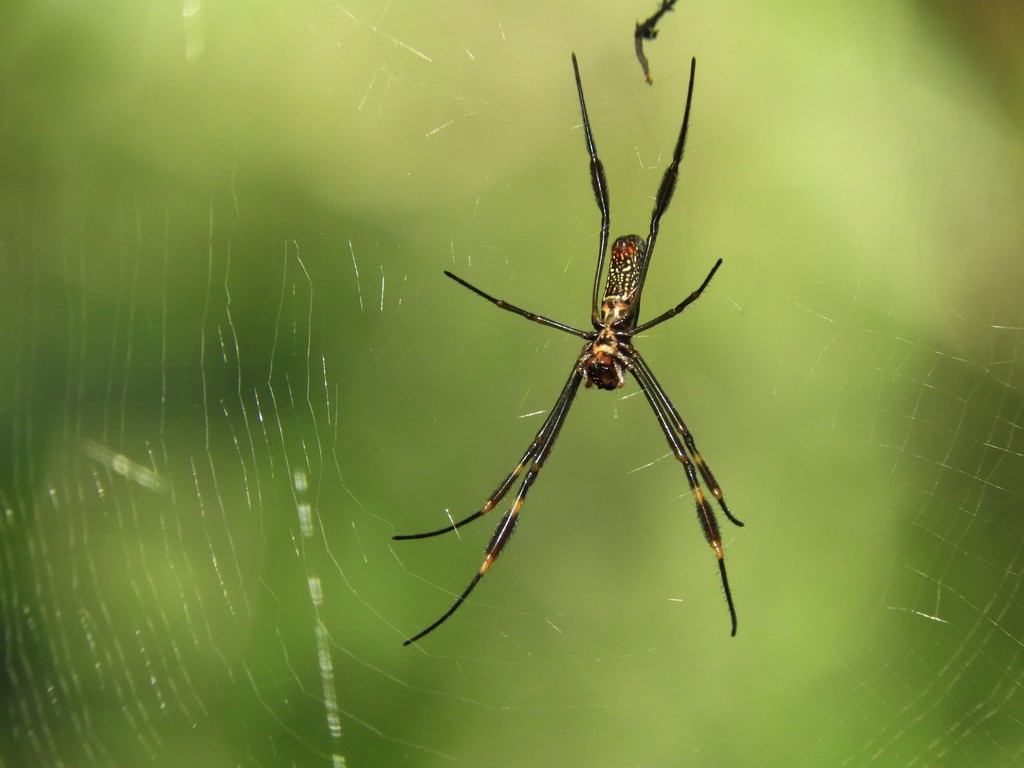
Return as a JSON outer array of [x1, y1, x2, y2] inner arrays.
[[582, 332, 627, 391]]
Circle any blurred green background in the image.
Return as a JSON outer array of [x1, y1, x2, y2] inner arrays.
[[2, 2, 1022, 766]]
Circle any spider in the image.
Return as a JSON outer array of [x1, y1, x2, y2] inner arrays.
[[395, 54, 743, 646]]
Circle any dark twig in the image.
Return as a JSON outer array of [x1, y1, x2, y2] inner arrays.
[[635, 0, 679, 84]]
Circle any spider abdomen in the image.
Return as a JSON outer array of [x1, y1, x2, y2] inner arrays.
[[600, 234, 649, 330], [605, 235, 646, 295]]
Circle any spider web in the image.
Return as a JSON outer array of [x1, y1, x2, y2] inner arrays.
[[2, 2, 1023, 767]]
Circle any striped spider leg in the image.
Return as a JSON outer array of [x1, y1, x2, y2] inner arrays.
[[394, 55, 742, 645]]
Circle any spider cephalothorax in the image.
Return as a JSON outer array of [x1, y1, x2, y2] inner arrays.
[[395, 55, 743, 646], [580, 330, 630, 391]]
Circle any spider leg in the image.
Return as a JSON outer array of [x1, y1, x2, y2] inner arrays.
[[631, 258, 722, 335], [570, 54, 611, 329], [401, 367, 585, 645], [633, 57, 697, 319], [394, 362, 583, 541], [444, 271, 591, 339], [628, 349, 740, 636], [631, 351, 742, 527]]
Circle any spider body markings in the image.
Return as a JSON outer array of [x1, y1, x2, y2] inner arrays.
[[395, 55, 743, 646]]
